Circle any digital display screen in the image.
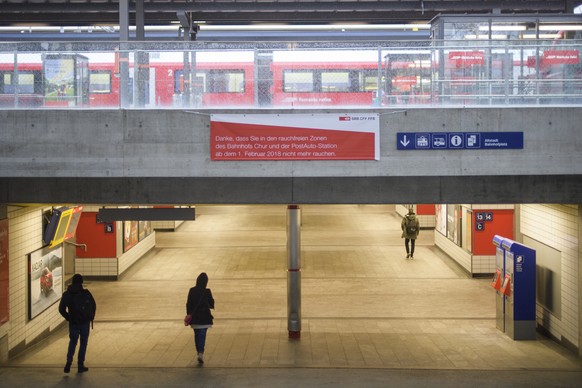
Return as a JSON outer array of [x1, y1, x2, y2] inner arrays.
[[49, 208, 73, 248]]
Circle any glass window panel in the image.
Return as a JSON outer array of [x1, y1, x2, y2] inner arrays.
[[283, 71, 313, 92], [18, 73, 35, 94], [364, 74, 378, 92], [1, 73, 12, 94], [89, 71, 112, 93], [207, 70, 245, 93], [321, 71, 350, 92]]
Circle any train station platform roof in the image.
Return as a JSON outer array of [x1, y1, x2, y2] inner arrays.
[[0, 0, 573, 27]]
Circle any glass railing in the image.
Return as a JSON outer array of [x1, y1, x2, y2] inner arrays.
[[1, 40, 581, 109]]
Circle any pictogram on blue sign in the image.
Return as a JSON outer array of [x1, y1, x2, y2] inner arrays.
[[397, 132, 523, 150]]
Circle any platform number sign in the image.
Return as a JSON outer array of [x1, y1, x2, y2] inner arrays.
[[475, 212, 493, 231]]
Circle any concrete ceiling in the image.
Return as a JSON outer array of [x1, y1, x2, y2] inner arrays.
[[0, 0, 575, 26]]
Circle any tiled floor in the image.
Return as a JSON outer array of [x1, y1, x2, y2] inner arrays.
[[8, 205, 582, 372]]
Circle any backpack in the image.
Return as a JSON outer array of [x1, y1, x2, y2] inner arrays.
[[71, 291, 93, 323], [406, 217, 417, 234]]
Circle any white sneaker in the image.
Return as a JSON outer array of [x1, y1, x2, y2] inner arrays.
[[197, 353, 204, 364]]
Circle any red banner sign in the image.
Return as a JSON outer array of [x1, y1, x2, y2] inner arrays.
[[543, 50, 580, 65], [210, 114, 379, 161], [448, 51, 485, 66]]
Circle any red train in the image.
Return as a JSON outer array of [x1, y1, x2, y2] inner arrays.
[[1, 47, 580, 108]]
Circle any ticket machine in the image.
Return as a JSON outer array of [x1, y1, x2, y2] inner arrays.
[[500, 239, 536, 340], [491, 235, 506, 332]]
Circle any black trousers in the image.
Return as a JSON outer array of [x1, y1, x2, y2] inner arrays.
[[405, 238, 416, 255]]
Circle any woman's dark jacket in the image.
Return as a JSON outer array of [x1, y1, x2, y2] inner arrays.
[[186, 287, 214, 325]]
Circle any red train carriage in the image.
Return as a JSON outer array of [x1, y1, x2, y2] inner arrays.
[[0, 53, 43, 107], [270, 50, 380, 107], [86, 51, 255, 107]]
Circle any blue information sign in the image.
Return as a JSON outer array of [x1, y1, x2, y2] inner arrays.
[[397, 132, 523, 150]]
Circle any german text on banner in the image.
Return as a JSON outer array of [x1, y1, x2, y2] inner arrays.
[[210, 113, 379, 161]]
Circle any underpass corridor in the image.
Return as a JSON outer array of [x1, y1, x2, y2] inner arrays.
[[8, 205, 581, 370]]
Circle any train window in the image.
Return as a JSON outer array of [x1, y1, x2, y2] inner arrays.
[[321, 71, 351, 92], [193, 73, 207, 93], [283, 71, 314, 92], [176, 70, 244, 93], [0, 73, 11, 94], [1, 72, 36, 94], [89, 71, 112, 94], [207, 70, 245, 93], [361, 71, 379, 92], [174, 69, 184, 93]]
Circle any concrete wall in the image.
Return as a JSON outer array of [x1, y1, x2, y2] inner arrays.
[[0, 108, 581, 204]]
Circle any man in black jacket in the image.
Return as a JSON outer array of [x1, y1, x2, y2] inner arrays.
[[58, 273, 96, 373]]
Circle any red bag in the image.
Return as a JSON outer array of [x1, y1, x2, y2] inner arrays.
[[184, 314, 192, 326]]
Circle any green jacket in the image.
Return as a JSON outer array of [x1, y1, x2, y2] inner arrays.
[[401, 214, 420, 239]]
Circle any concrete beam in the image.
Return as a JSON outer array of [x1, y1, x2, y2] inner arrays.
[[1, 175, 581, 205]]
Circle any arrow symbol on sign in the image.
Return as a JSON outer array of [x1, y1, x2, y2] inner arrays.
[[400, 135, 410, 147]]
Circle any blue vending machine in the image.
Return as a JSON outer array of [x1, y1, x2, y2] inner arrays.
[[491, 235, 506, 332], [501, 239, 537, 340]]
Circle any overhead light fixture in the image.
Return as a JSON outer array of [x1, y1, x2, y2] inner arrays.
[[464, 34, 508, 40], [539, 25, 582, 31], [478, 25, 527, 31], [521, 33, 562, 39]]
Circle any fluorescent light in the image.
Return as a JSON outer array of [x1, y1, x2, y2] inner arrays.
[[478, 25, 527, 31], [521, 33, 562, 39], [539, 25, 582, 31], [465, 34, 508, 40]]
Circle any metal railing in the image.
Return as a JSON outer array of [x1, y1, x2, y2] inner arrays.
[[1, 40, 581, 109]]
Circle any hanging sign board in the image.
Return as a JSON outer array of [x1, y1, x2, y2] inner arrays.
[[210, 113, 379, 161]]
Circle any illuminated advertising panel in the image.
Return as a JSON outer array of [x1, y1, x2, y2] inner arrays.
[[28, 245, 63, 320]]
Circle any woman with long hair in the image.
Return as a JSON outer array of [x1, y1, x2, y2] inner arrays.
[[186, 272, 215, 364]]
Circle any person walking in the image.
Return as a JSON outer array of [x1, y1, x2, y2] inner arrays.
[[401, 208, 420, 259], [58, 273, 96, 373], [186, 272, 215, 364]]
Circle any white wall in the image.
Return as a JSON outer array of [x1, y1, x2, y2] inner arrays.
[[520, 204, 580, 352], [1, 205, 157, 360], [3, 206, 63, 357]]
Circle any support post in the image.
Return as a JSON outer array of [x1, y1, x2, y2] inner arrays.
[[119, 0, 130, 108], [287, 205, 301, 339]]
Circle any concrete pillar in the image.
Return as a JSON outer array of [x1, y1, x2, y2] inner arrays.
[[135, 0, 145, 41], [287, 205, 301, 339]]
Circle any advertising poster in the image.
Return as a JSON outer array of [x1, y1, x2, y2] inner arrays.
[[28, 245, 63, 320], [0, 219, 8, 326], [44, 57, 75, 103], [210, 113, 379, 161], [447, 204, 461, 246], [138, 220, 152, 241], [123, 220, 139, 253], [435, 204, 447, 236]]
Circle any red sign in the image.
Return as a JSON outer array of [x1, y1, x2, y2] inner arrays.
[[543, 50, 580, 65], [210, 114, 379, 161], [392, 76, 417, 91], [448, 51, 485, 67], [0, 219, 9, 326]]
